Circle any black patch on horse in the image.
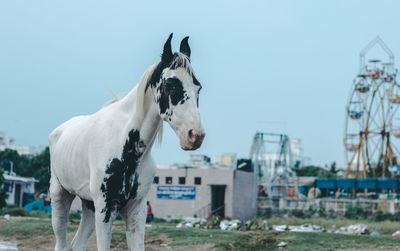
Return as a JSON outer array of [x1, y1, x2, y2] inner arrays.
[[157, 77, 188, 114], [193, 76, 202, 107], [82, 199, 95, 212], [146, 53, 195, 91], [147, 61, 168, 92], [100, 129, 145, 223]]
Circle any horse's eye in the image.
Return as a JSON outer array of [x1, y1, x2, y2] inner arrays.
[[165, 78, 181, 90]]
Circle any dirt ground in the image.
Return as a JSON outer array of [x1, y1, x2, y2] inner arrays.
[[2, 218, 400, 251], [0, 220, 217, 251], [13, 232, 215, 251], [337, 249, 400, 251], [9, 232, 399, 251]]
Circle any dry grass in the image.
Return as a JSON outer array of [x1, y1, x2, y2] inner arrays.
[[1, 217, 400, 250]]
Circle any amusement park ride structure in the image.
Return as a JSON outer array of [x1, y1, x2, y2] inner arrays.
[[344, 36, 400, 178], [250, 132, 299, 202]]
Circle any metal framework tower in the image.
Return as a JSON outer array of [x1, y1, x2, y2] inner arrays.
[[250, 132, 299, 203]]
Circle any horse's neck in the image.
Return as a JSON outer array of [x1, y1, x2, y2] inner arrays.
[[114, 85, 161, 151]]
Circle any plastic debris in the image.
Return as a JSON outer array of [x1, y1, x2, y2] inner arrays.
[[24, 199, 51, 212], [205, 214, 222, 229], [272, 225, 287, 232], [219, 219, 242, 231], [392, 230, 400, 236], [289, 224, 325, 233], [0, 241, 18, 251], [175, 217, 206, 229], [370, 229, 380, 236], [245, 218, 268, 230], [334, 224, 369, 235], [277, 241, 288, 248], [3, 214, 10, 220]]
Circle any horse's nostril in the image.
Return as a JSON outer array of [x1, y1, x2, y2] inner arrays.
[[188, 129, 195, 141]]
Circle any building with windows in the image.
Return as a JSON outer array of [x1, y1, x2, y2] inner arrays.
[[3, 171, 37, 207], [147, 167, 256, 219]]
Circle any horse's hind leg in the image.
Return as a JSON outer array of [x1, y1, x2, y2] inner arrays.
[[70, 199, 95, 251], [50, 177, 75, 251]]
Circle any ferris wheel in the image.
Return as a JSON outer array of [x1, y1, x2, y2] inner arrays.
[[344, 36, 400, 178]]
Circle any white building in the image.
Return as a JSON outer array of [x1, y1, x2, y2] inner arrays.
[[290, 138, 311, 167], [185, 154, 212, 169], [3, 171, 37, 207], [148, 167, 256, 219], [0, 131, 44, 155], [214, 153, 237, 169]]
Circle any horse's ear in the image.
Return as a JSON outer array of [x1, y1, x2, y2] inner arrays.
[[180, 36, 191, 58], [161, 33, 173, 63]]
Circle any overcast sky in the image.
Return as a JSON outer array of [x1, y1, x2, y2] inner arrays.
[[1, 1, 400, 166]]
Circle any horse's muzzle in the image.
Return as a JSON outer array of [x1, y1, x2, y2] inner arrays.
[[181, 129, 205, 150]]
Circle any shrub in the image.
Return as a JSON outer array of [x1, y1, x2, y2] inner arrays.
[[29, 210, 51, 218], [345, 202, 366, 219], [371, 211, 400, 222], [0, 205, 29, 216], [392, 212, 400, 221], [152, 217, 167, 223], [291, 209, 309, 219], [68, 210, 81, 220], [263, 208, 273, 219], [327, 209, 337, 219], [258, 208, 273, 218], [318, 202, 327, 217], [276, 209, 288, 216]]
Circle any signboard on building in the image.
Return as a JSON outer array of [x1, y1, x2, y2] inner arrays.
[[157, 186, 196, 200]]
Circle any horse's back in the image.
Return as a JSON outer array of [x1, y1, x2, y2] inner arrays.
[[49, 115, 94, 197], [50, 116, 83, 148], [49, 115, 90, 156]]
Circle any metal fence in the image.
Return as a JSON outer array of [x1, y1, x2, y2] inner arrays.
[[258, 198, 400, 215]]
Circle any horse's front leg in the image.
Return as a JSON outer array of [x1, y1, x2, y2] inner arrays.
[[123, 198, 147, 251], [94, 198, 117, 251], [121, 155, 156, 250]]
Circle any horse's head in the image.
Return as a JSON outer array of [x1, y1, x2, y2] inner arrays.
[[147, 33, 205, 150]]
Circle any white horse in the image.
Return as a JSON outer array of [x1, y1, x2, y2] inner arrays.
[[49, 33, 205, 251]]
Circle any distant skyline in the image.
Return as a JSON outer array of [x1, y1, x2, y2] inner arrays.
[[1, 1, 400, 166]]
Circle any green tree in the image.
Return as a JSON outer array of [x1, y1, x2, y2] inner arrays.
[[0, 167, 8, 208], [329, 162, 338, 175], [297, 165, 336, 178], [0, 147, 50, 193], [29, 147, 50, 192]]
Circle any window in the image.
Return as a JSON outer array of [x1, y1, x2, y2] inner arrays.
[[194, 177, 201, 185], [153, 176, 159, 184], [165, 177, 173, 184], [179, 177, 186, 185]]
